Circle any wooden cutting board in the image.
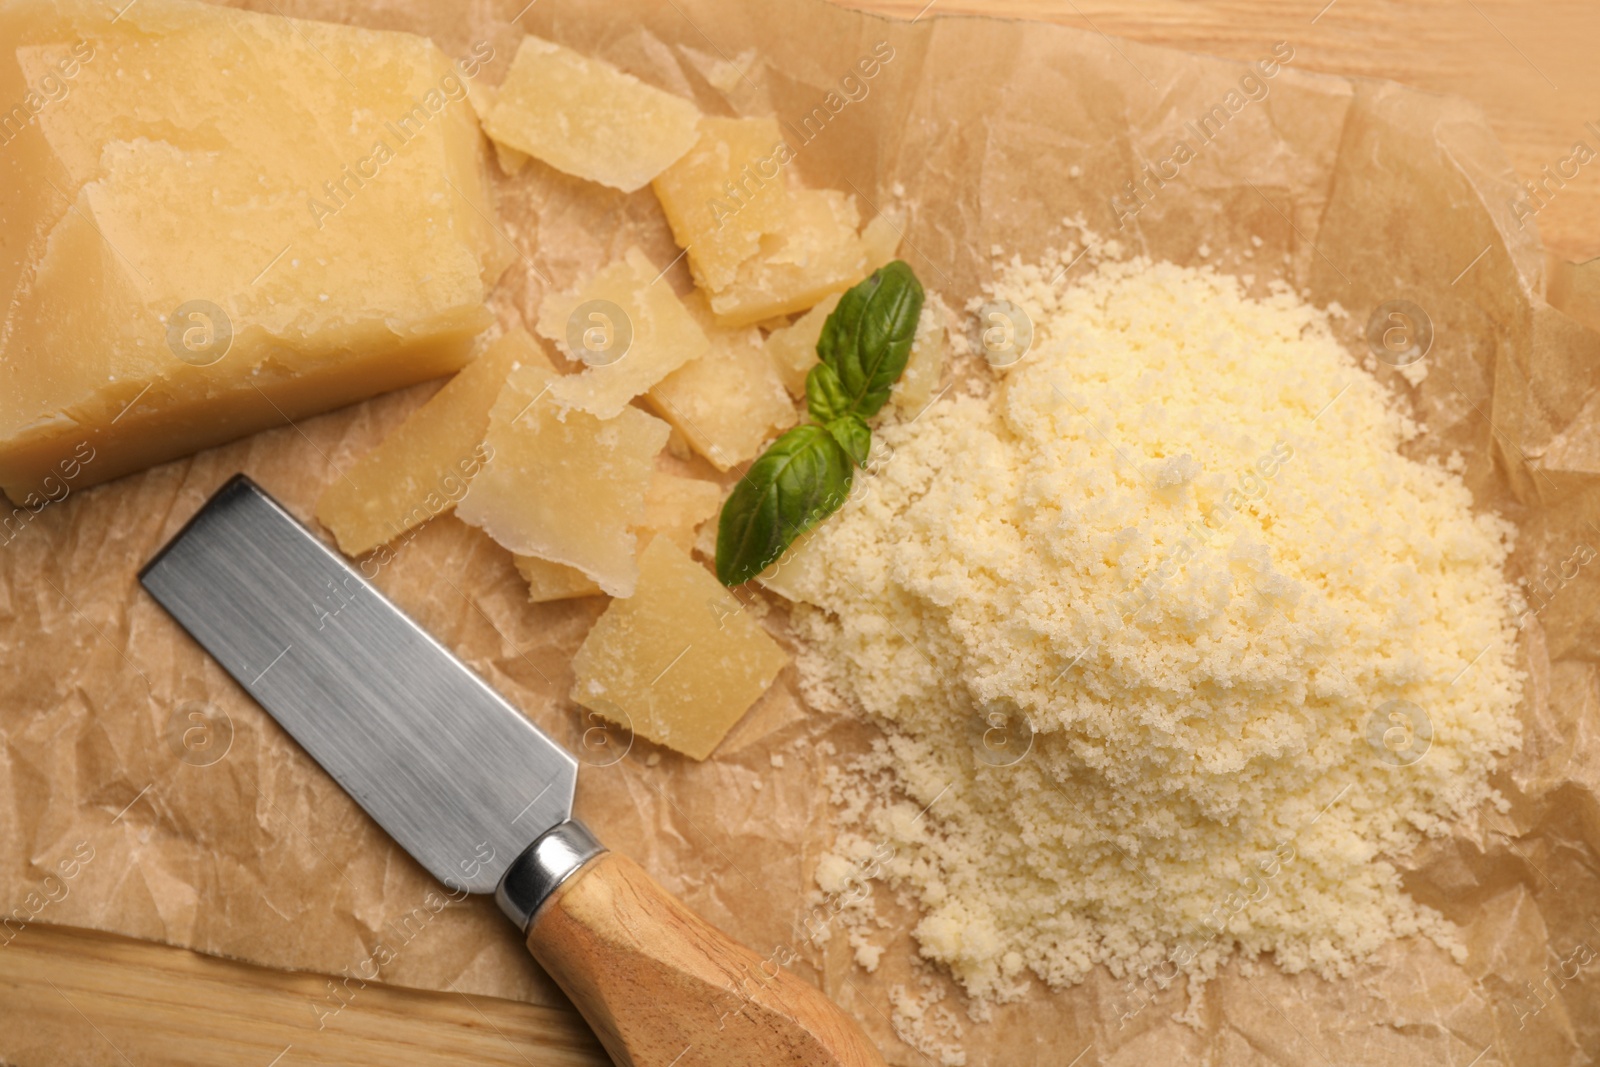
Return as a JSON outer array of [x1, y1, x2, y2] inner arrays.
[[5, 1, 1595, 1065]]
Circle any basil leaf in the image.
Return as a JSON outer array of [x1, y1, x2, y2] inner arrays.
[[714, 262, 926, 587], [825, 414, 871, 467], [816, 260, 925, 421], [716, 425, 854, 586], [805, 361, 852, 424]]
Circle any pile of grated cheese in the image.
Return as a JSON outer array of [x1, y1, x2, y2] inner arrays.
[[783, 251, 1524, 1013]]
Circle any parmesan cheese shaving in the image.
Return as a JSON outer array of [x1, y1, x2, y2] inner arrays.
[[787, 252, 1524, 1009]]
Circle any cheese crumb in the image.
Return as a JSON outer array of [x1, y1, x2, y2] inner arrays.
[[789, 254, 1524, 1005]]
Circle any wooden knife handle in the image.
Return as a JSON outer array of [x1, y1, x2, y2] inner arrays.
[[526, 852, 885, 1067]]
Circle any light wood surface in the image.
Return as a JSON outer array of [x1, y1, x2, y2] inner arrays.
[[7, 3, 1595, 1066], [0, 922, 607, 1066], [527, 853, 885, 1067]]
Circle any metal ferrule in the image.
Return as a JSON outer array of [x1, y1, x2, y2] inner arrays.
[[495, 820, 606, 932]]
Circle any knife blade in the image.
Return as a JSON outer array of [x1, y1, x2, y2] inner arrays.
[[139, 475, 885, 1067], [140, 474, 579, 897]]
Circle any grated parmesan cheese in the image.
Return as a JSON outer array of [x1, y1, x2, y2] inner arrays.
[[786, 252, 1525, 1010]]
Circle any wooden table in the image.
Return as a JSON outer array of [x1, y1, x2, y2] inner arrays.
[[1, 924, 608, 1066], [6, 2, 1596, 1064]]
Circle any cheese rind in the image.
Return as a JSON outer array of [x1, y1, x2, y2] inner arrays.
[[646, 298, 797, 470], [0, 0, 508, 503], [483, 34, 701, 193], [315, 329, 541, 557], [456, 363, 669, 597], [535, 247, 710, 419], [571, 537, 788, 760]]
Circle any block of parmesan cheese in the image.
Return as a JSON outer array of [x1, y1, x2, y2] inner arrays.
[[456, 363, 669, 597], [0, 0, 509, 504], [646, 297, 797, 470], [571, 537, 788, 760], [514, 471, 722, 602], [764, 293, 842, 398], [315, 329, 543, 557], [652, 117, 870, 327], [481, 35, 701, 193], [535, 247, 710, 418]]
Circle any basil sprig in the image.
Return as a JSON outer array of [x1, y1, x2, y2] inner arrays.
[[716, 260, 925, 586], [816, 259, 925, 418]]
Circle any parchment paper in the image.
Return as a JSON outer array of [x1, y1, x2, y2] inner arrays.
[[3, 0, 1598, 1064]]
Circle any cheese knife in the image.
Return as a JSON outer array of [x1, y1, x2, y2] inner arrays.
[[139, 474, 883, 1067]]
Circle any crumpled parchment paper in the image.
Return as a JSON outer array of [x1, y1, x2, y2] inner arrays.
[[2, 0, 1598, 1064]]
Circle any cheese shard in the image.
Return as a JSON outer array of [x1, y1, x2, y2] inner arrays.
[[468, 83, 531, 175], [892, 298, 951, 416], [315, 330, 541, 557], [494, 140, 533, 176], [571, 537, 788, 760], [641, 473, 725, 550], [482, 35, 702, 194], [653, 117, 791, 293], [862, 215, 903, 271], [646, 298, 797, 470], [514, 553, 604, 602], [756, 527, 827, 604], [652, 117, 870, 327], [536, 247, 710, 419], [513, 471, 722, 602], [706, 188, 868, 327], [456, 363, 669, 597], [765, 293, 842, 398], [0, 0, 509, 503]]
